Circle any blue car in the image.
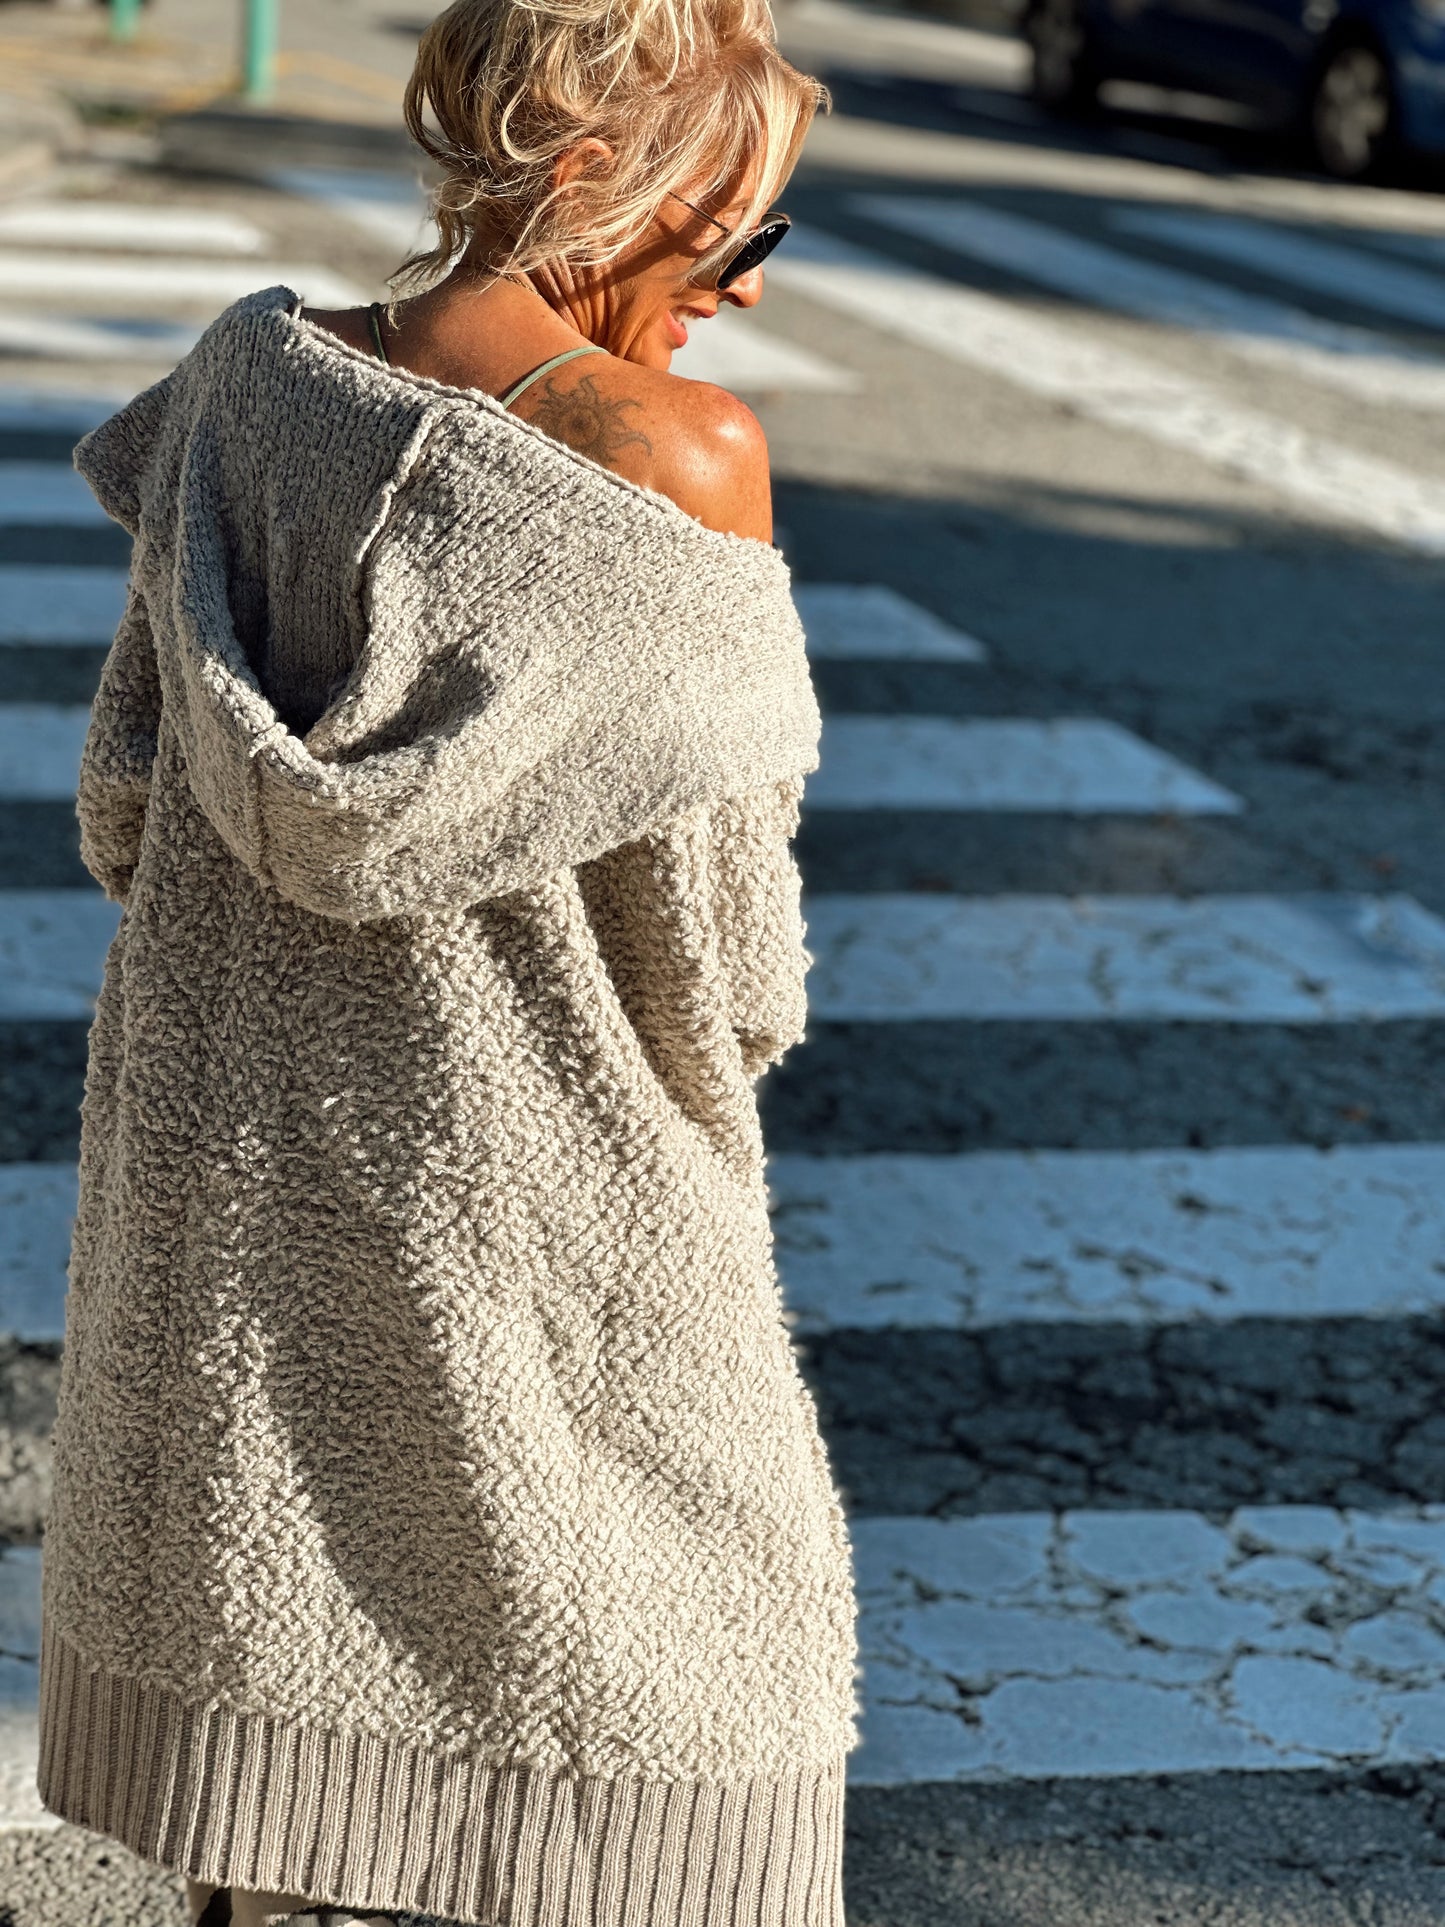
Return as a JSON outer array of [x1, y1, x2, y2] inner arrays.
[[1023, 0, 1445, 177]]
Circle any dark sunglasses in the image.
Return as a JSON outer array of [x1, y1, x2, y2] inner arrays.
[[669, 192, 792, 291]]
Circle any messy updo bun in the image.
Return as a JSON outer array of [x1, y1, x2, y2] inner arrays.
[[393, 0, 826, 292]]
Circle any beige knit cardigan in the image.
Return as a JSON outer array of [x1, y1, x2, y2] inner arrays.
[[35, 287, 862, 1926]]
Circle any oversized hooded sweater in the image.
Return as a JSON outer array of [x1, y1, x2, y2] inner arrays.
[[34, 286, 862, 1927]]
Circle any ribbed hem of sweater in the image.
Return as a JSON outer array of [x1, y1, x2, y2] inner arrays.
[[37, 1623, 848, 1927]]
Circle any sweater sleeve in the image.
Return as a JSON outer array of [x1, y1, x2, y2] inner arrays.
[[707, 774, 812, 1078], [75, 581, 162, 906]]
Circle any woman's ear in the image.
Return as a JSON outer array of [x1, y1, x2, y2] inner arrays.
[[552, 136, 616, 192]]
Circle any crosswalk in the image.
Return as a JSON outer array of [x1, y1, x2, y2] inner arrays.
[[857, 194, 1445, 411], [803, 892, 1445, 1021], [1111, 207, 1445, 333], [771, 224, 1445, 554], [5, 154, 1445, 1852]]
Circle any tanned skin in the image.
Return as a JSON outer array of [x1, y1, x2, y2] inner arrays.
[[303, 142, 776, 543], [528, 372, 654, 465]]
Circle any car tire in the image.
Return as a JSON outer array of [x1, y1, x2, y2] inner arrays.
[[1026, 0, 1103, 113], [1307, 37, 1398, 178]]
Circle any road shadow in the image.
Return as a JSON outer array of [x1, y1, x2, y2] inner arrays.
[[807, 48, 1445, 190]]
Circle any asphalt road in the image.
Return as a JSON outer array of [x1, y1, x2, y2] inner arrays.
[[11, 2, 1445, 1920]]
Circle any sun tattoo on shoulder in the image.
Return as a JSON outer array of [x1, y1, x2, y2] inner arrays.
[[528, 373, 653, 461]]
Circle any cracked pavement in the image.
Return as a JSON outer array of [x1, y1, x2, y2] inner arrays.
[[768, 1144, 1445, 1328], [852, 1508, 1445, 1781]]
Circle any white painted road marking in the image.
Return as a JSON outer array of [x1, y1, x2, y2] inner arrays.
[[0, 390, 125, 432], [0, 202, 266, 255], [801, 892, 1445, 1021], [13, 712, 1216, 819], [0, 467, 105, 526], [770, 227, 1445, 555], [0, 1548, 51, 1832], [1111, 209, 1445, 334], [11, 1136, 1445, 1343], [269, 165, 436, 255], [0, 251, 365, 309], [10, 889, 1441, 1024], [0, 705, 90, 799], [0, 1164, 75, 1341], [769, 1143, 1445, 1330], [810, 717, 1242, 813], [794, 583, 987, 662], [0, 576, 976, 680], [0, 891, 120, 1018], [0, 308, 202, 364], [671, 308, 858, 392], [0, 567, 127, 645], [861, 195, 1445, 410], [850, 1507, 1445, 1783]]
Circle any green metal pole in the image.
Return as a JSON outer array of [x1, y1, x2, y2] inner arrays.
[[109, 0, 142, 44], [241, 0, 280, 103]]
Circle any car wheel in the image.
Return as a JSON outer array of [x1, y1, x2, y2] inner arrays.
[[1026, 0, 1102, 113], [1308, 39, 1397, 178]]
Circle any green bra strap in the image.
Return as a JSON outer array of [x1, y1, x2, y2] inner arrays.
[[500, 342, 607, 408]]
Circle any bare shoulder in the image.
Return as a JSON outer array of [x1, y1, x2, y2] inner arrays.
[[513, 359, 772, 544], [655, 379, 773, 546]]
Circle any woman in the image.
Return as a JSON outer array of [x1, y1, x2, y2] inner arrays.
[[33, 0, 862, 1923]]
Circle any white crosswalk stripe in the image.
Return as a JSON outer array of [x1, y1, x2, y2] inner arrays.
[[810, 717, 1243, 812], [0, 310, 202, 364], [770, 226, 1445, 555], [1, 708, 1239, 813], [0, 250, 365, 310], [55, 879, 1445, 1035], [671, 309, 860, 392], [0, 391, 122, 432], [858, 194, 1445, 410], [0, 190, 370, 377], [769, 1144, 1445, 1330], [0, 891, 121, 1018], [14, 1138, 1445, 1347], [0, 1165, 75, 1343], [850, 1509, 1445, 1783], [0, 203, 266, 256], [267, 164, 437, 255], [0, 707, 90, 800], [801, 891, 1445, 1022], [0, 1547, 46, 1833], [793, 584, 987, 661], [0, 567, 127, 645], [1111, 208, 1445, 333], [0, 467, 108, 526]]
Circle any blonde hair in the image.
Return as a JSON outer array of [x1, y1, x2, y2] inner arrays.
[[391, 0, 826, 295]]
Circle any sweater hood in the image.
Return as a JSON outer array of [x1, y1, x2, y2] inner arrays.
[[75, 287, 821, 923]]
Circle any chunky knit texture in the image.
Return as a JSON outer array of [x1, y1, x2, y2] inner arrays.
[[36, 287, 862, 1926]]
